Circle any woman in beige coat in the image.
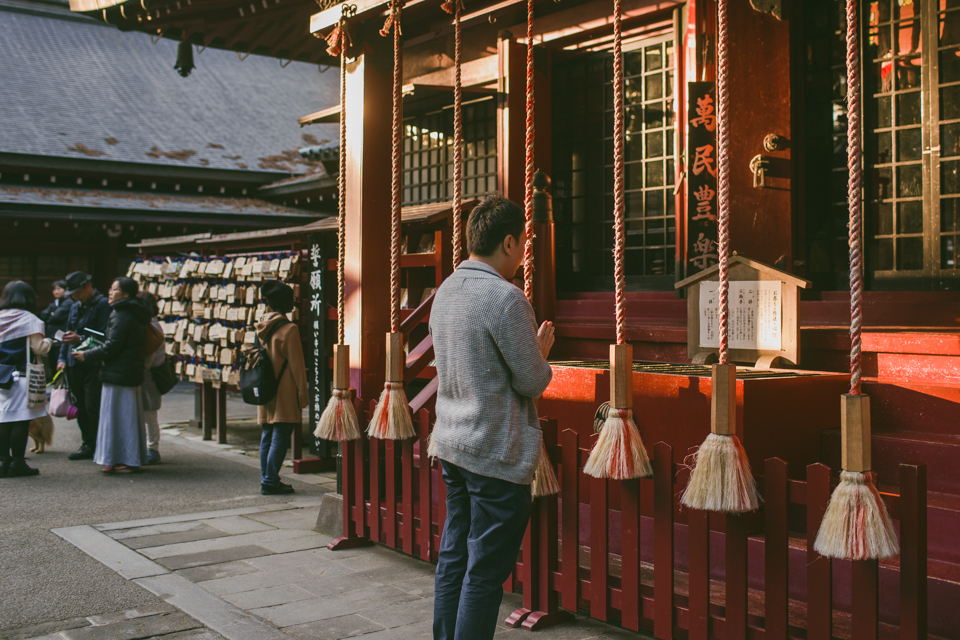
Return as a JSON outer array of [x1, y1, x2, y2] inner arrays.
[[255, 280, 308, 495]]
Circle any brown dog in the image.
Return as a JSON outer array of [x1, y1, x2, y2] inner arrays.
[[29, 415, 55, 453]]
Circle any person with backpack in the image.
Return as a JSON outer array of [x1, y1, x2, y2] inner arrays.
[[249, 280, 307, 495]]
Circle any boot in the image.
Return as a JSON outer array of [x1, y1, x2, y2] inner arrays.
[[8, 458, 39, 477], [0, 456, 9, 478]]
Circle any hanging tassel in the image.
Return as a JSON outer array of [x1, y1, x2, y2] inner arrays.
[[680, 364, 759, 513], [380, 3, 401, 37], [531, 440, 559, 497], [583, 345, 652, 480], [441, 0, 463, 14], [813, 394, 899, 560], [314, 345, 361, 442], [325, 16, 352, 57], [366, 333, 415, 440]]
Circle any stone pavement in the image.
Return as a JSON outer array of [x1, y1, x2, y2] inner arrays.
[[39, 502, 650, 640]]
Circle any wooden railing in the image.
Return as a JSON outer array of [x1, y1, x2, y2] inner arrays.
[[332, 400, 931, 640], [399, 291, 437, 412]]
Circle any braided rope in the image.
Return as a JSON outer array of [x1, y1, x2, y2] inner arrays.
[[716, 0, 730, 364], [613, 0, 626, 345], [452, 0, 463, 270], [387, 0, 403, 334], [337, 23, 347, 346], [847, 0, 862, 395], [522, 0, 536, 302]]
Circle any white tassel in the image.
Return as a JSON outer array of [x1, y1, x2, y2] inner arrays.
[[583, 408, 652, 480], [814, 471, 899, 560], [531, 440, 559, 497], [314, 389, 361, 441], [680, 433, 759, 513], [367, 381, 415, 440]]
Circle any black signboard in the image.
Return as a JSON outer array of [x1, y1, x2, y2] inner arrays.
[[307, 235, 327, 446], [687, 81, 719, 276]]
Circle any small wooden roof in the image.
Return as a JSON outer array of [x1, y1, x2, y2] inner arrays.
[[674, 255, 812, 290]]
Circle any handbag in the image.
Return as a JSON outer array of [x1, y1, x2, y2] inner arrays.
[[151, 356, 178, 395], [49, 374, 75, 417], [25, 339, 46, 409]]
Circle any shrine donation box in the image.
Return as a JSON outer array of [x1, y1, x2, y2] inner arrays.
[[540, 256, 848, 478]]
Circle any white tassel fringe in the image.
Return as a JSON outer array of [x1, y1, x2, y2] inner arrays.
[[313, 389, 361, 441], [583, 408, 652, 480], [367, 381, 416, 440], [531, 440, 559, 497], [813, 470, 899, 560], [680, 433, 759, 513]]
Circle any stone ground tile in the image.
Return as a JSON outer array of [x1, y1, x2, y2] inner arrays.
[[122, 525, 232, 550], [196, 563, 339, 596], [354, 595, 433, 630], [281, 614, 384, 640], [156, 545, 275, 571], [140, 529, 317, 560], [345, 619, 433, 640], [0, 616, 91, 640], [95, 505, 299, 532], [219, 584, 317, 610], [324, 547, 412, 574], [345, 557, 433, 587], [243, 510, 321, 531], [176, 561, 260, 583], [250, 585, 418, 628], [107, 522, 208, 541], [85, 604, 177, 625], [259, 533, 331, 554], [241, 549, 332, 572], [145, 630, 226, 640], [199, 516, 275, 536], [60, 612, 200, 640], [390, 575, 435, 597]]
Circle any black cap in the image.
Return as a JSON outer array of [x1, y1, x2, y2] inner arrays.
[[64, 271, 92, 297]]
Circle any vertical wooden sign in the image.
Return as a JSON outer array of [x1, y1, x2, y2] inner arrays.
[[686, 81, 718, 276]]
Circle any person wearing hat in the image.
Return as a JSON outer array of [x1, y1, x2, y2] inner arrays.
[[57, 271, 110, 460], [253, 280, 308, 495]]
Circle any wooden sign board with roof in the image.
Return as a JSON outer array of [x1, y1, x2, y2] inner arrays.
[[674, 255, 811, 368]]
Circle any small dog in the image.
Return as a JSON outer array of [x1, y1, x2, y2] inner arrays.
[[29, 415, 55, 453]]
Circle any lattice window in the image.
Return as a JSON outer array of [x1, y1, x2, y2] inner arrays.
[[551, 35, 677, 292], [402, 97, 498, 206]]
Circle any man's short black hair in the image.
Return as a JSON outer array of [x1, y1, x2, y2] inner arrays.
[[261, 280, 294, 314], [0, 280, 37, 314], [467, 194, 525, 257], [53, 280, 67, 290], [114, 277, 139, 298]]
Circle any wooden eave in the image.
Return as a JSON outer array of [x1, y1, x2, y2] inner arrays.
[[674, 255, 813, 290]]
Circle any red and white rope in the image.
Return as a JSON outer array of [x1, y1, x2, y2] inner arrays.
[[337, 24, 348, 346], [846, 0, 863, 396], [523, 0, 536, 302], [716, 0, 730, 364], [451, 0, 463, 270], [612, 0, 626, 345], [387, 0, 403, 334]]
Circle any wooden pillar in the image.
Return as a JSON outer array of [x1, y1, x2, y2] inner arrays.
[[201, 380, 215, 441], [344, 42, 393, 401], [498, 36, 525, 204], [216, 387, 227, 445]]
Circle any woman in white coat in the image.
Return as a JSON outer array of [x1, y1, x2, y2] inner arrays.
[[0, 281, 52, 477]]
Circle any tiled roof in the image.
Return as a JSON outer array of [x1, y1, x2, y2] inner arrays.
[[0, 0, 338, 175]]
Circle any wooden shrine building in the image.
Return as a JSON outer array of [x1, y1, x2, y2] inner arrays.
[[72, 0, 960, 636]]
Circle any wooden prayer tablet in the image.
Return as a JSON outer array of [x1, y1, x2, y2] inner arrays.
[[674, 254, 811, 368], [185, 363, 196, 377]]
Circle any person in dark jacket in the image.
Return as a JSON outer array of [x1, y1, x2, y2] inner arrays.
[[74, 277, 149, 472], [58, 272, 111, 460], [39, 280, 73, 378]]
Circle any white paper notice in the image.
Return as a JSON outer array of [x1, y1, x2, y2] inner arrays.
[[699, 280, 782, 351]]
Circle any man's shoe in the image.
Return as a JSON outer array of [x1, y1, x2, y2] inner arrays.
[[8, 459, 39, 477], [68, 445, 94, 460], [261, 482, 295, 496], [0, 456, 9, 478], [146, 450, 161, 465]]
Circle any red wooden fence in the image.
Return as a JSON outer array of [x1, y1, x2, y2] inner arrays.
[[329, 399, 929, 640]]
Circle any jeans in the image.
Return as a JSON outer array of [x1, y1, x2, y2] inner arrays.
[[433, 461, 532, 640], [260, 423, 294, 487], [67, 366, 102, 449]]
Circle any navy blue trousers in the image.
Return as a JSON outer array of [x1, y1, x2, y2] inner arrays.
[[260, 423, 294, 487], [433, 460, 532, 640]]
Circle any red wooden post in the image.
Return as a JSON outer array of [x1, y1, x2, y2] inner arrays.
[[806, 463, 832, 640], [561, 429, 580, 612], [401, 437, 414, 555], [369, 434, 381, 544], [418, 408, 432, 562], [621, 477, 641, 632], [653, 442, 674, 640], [505, 515, 536, 627], [342, 440, 355, 537], [354, 418, 367, 539], [687, 508, 710, 640], [385, 439, 397, 548], [851, 559, 879, 640], [764, 458, 789, 640], [591, 472, 609, 621], [899, 463, 927, 640], [725, 513, 748, 640], [327, 396, 372, 551]]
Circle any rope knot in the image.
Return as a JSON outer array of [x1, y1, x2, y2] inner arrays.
[[380, 1, 402, 36], [441, 0, 463, 14], [325, 19, 352, 57]]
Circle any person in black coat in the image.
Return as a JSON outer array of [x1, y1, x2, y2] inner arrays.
[[39, 280, 73, 378], [75, 277, 150, 472], [57, 272, 111, 460]]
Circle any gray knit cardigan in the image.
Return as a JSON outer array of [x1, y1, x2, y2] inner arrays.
[[428, 260, 553, 484]]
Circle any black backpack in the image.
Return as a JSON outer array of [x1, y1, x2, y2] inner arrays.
[[238, 319, 290, 406]]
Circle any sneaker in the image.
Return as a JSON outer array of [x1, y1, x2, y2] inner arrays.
[[261, 482, 295, 496], [146, 450, 161, 465]]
